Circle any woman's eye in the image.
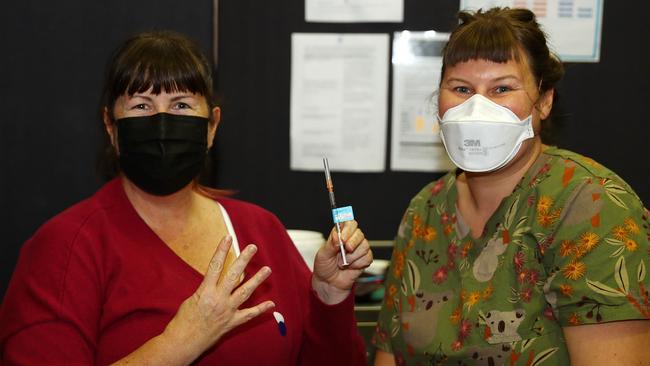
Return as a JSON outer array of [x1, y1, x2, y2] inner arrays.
[[494, 86, 511, 94], [454, 86, 472, 94], [174, 102, 191, 109], [133, 103, 148, 110]]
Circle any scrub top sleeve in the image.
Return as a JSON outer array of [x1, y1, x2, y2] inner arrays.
[[544, 179, 650, 327]]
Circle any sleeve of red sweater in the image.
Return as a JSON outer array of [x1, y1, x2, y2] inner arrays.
[[298, 288, 367, 366], [0, 209, 102, 365]]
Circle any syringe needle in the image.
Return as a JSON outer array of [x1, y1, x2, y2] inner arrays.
[[323, 157, 348, 266]]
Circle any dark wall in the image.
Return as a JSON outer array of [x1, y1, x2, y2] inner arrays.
[[212, 0, 459, 254], [0, 0, 214, 298], [2, 0, 649, 299]]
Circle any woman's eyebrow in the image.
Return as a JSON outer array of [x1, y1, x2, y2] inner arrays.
[[443, 77, 469, 84], [444, 75, 521, 84], [128, 94, 153, 101], [492, 75, 520, 82], [170, 94, 197, 101]]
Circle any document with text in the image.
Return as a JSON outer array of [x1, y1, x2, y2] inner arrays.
[[305, 0, 403, 23], [391, 31, 454, 172], [290, 33, 389, 172]]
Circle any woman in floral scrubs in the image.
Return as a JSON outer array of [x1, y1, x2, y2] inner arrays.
[[373, 7, 650, 366]]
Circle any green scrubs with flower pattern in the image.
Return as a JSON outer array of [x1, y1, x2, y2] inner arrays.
[[372, 146, 650, 365]]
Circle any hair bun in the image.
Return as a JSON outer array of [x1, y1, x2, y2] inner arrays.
[[510, 8, 536, 23], [457, 11, 475, 25]]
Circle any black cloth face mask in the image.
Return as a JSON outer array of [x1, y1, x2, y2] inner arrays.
[[116, 112, 208, 196]]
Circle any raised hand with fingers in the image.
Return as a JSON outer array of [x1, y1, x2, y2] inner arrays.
[[311, 220, 373, 305], [162, 235, 275, 360]]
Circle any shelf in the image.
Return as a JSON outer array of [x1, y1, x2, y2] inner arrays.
[[356, 240, 391, 365], [368, 240, 394, 248]]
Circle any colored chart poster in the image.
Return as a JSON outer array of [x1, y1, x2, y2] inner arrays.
[[460, 0, 604, 62]]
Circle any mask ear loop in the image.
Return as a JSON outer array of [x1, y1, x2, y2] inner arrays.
[[533, 77, 555, 121], [525, 77, 549, 138], [105, 110, 120, 154], [523, 77, 545, 117], [427, 89, 442, 133]]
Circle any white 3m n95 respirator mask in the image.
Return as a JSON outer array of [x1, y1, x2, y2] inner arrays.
[[437, 94, 535, 173]]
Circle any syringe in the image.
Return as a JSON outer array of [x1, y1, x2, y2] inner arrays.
[[323, 157, 349, 266]]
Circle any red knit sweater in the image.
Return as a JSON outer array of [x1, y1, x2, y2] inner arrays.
[[0, 178, 366, 365]]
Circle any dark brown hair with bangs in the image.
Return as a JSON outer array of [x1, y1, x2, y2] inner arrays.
[[441, 7, 565, 142], [102, 30, 215, 119], [97, 31, 220, 188], [442, 7, 564, 93]]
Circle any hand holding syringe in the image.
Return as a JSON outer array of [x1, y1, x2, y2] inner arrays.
[[311, 158, 373, 307], [323, 157, 351, 266]]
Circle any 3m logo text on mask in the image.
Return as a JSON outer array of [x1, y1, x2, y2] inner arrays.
[[464, 139, 481, 147]]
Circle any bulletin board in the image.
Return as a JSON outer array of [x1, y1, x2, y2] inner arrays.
[[211, 0, 649, 240]]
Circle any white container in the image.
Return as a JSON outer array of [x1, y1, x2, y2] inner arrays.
[[287, 229, 326, 271], [364, 259, 390, 276]]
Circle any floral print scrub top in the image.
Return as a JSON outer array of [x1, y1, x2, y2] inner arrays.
[[372, 146, 650, 365]]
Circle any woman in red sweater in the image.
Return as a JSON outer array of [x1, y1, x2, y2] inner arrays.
[[0, 31, 372, 365]]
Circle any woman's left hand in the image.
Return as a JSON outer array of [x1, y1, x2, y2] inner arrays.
[[311, 220, 373, 305]]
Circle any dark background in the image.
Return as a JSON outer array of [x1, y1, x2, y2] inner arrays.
[[1, 0, 648, 299]]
